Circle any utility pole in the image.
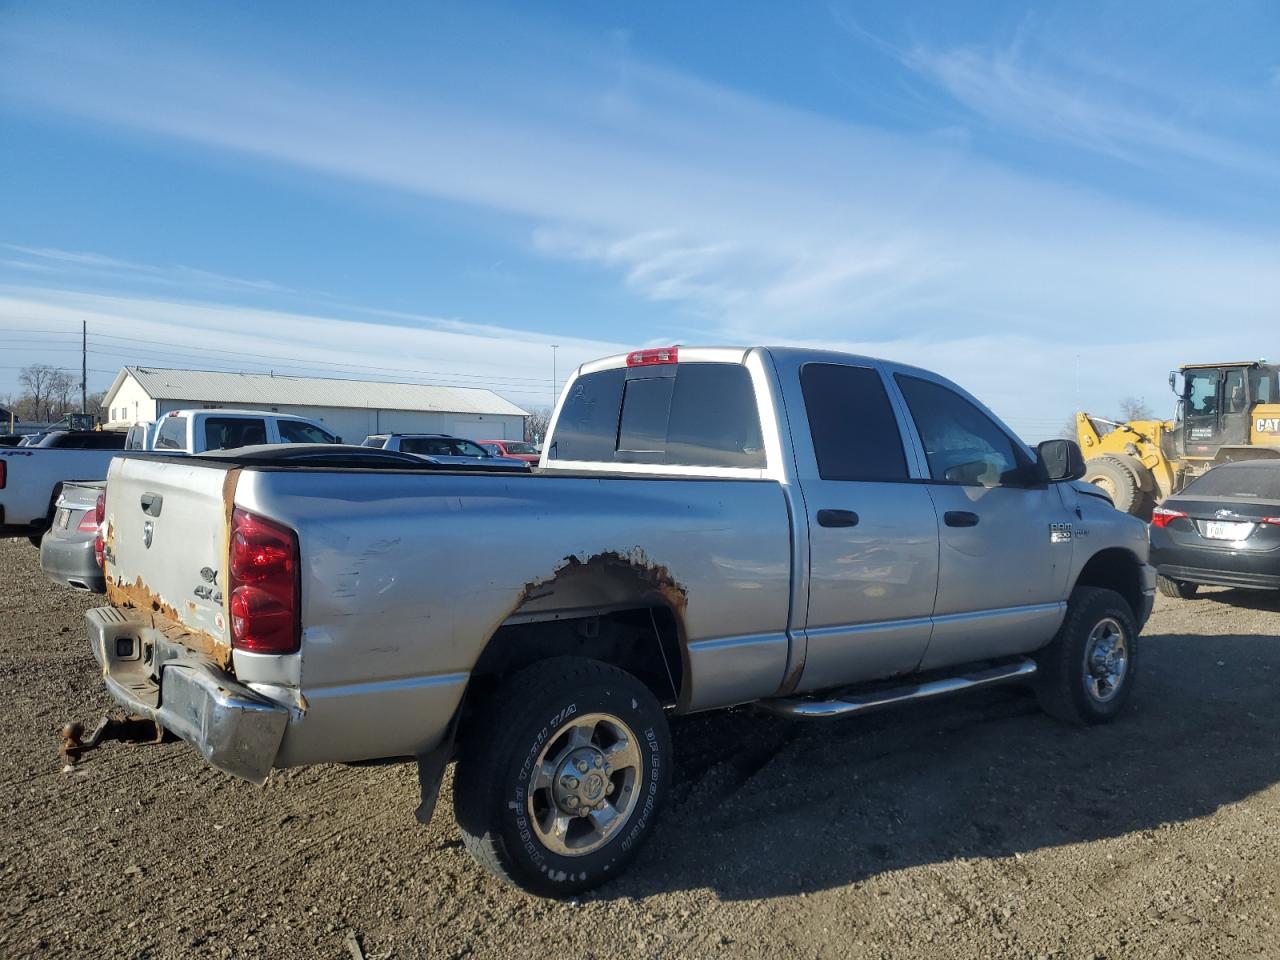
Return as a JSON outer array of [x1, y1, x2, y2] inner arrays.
[[551, 344, 559, 410], [81, 320, 87, 414]]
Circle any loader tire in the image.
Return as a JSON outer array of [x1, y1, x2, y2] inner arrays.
[[1086, 457, 1140, 514]]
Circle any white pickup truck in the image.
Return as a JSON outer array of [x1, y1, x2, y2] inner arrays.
[[2, 409, 338, 543], [86, 346, 1154, 895]]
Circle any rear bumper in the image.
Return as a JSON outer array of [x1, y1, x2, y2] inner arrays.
[[1151, 541, 1280, 591], [1156, 563, 1280, 591], [86, 607, 289, 783], [41, 532, 105, 593]]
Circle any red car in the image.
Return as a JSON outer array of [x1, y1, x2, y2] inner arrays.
[[477, 439, 540, 464]]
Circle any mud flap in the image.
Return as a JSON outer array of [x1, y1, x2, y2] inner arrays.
[[414, 704, 463, 824]]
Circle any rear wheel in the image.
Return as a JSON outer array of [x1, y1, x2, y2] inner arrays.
[[1035, 587, 1138, 725], [454, 657, 671, 897], [1085, 457, 1141, 515], [1157, 575, 1199, 599]]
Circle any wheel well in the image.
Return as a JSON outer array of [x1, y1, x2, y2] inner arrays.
[[470, 606, 684, 708], [1075, 548, 1144, 621]]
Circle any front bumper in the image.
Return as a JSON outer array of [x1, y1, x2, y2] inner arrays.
[[86, 607, 289, 784]]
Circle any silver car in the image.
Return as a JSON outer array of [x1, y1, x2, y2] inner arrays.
[[40, 480, 105, 593]]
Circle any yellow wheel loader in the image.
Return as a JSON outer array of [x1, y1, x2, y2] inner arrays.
[[1076, 361, 1280, 516]]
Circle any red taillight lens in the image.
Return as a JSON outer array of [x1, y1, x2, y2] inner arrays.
[[228, 509, 299, 654], [0, 459, 6, 489], [626, 346, 679, 367], [77, 512, 99, 533], [93, 488, 106, 567], [1151, 506, 1188, 529]]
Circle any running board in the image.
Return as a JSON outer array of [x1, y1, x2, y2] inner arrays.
[[758, 658, 1038, 719]]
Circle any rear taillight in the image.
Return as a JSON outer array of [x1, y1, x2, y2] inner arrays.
[[626, 346, 679, 367], [1261, 517, 1280, 527], [228, 508, 299, 655], [93, 489, 106, 567], [1151, 506, 1188, 529], [0, 459, 6, 489]]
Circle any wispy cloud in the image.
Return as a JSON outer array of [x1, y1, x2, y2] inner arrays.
[[901, 42, 1274, 175], [3, 244, 298, 297]]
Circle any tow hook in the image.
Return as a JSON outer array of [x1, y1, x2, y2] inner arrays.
[[59, 715, 165, 766]]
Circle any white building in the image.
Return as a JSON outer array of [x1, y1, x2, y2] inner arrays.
[[101, 366, 528, 443]]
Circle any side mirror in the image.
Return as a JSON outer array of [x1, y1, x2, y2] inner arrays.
[[1037, 438, 1086, 482]]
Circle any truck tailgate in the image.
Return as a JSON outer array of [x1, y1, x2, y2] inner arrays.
[[104, 456, 234, 664]]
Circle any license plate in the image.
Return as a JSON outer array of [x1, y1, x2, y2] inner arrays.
[[56, 508, 71, 530], [1204, 520, 1254, 541]]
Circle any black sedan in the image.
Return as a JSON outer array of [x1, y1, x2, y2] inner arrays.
[[1149, 460, 1280, 598]]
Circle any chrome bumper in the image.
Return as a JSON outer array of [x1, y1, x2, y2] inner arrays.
[[86, 607, 289, 784]]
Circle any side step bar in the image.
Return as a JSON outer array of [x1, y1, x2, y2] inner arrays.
[[758, 658, 1038, 719]]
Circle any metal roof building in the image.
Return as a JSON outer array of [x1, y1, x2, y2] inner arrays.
[[101, 366, 528, 443]]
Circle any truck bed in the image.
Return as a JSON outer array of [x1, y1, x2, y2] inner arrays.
[[102, 453, 795, 767]]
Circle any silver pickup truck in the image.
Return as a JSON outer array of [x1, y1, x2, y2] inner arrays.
[[87, 346, 1154, 896]]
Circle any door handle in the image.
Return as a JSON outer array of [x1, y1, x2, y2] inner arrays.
[[816, 509, 859, 528], [944, 510, 979, 527], [140, 493, 163, 517]]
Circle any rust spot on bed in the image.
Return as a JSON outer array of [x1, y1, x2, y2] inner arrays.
[[518, 548, 689, 615]]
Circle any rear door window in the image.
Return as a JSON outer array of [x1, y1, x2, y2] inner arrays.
[[154, 417, 187, 450], [801, 364, 908, 481], [203, 417, 268, 451]]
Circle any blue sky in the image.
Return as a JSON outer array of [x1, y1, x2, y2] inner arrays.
[[2, 1, 1278, 436]]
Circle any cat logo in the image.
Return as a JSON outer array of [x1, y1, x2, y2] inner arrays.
[[1256, 417, 1280, 433]]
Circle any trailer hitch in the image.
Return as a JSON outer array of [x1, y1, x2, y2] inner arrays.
[[59, 715, 165, 765]]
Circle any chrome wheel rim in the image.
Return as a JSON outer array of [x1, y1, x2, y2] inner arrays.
[[527, 712, 643, 857], [1083, 617, 1128, 703]]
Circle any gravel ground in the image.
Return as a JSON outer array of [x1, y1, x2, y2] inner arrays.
[[2, 535, 1278, 959]]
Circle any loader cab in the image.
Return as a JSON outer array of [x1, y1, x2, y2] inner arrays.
[[1170, 362, 1276, 461]]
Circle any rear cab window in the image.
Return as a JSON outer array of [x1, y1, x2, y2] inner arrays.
[[154, 417, 188, 450], [548, 360, 765, 470]]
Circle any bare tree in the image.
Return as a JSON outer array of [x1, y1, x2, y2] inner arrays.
[[524, 407, 553, 443], [18, 364, 58, 421], [49, 368, 76, 419], [15, 364, 78, 421], [1118, 396, 1154, 421]]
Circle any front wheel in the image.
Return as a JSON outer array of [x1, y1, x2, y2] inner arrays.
[[1157, 575, 1199, 599], [1035, 587, 1138, 725], [454, 657, 671, 897]]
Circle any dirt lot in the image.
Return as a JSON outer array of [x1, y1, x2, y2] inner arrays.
[[2, 537, 1279, 959]]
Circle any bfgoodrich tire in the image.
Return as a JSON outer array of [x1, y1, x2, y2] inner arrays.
[[1035, 587, 1138, 725], [453, 657, 671, 897]]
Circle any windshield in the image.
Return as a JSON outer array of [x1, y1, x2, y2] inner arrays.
[[1185, 370, 1219, 416]]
